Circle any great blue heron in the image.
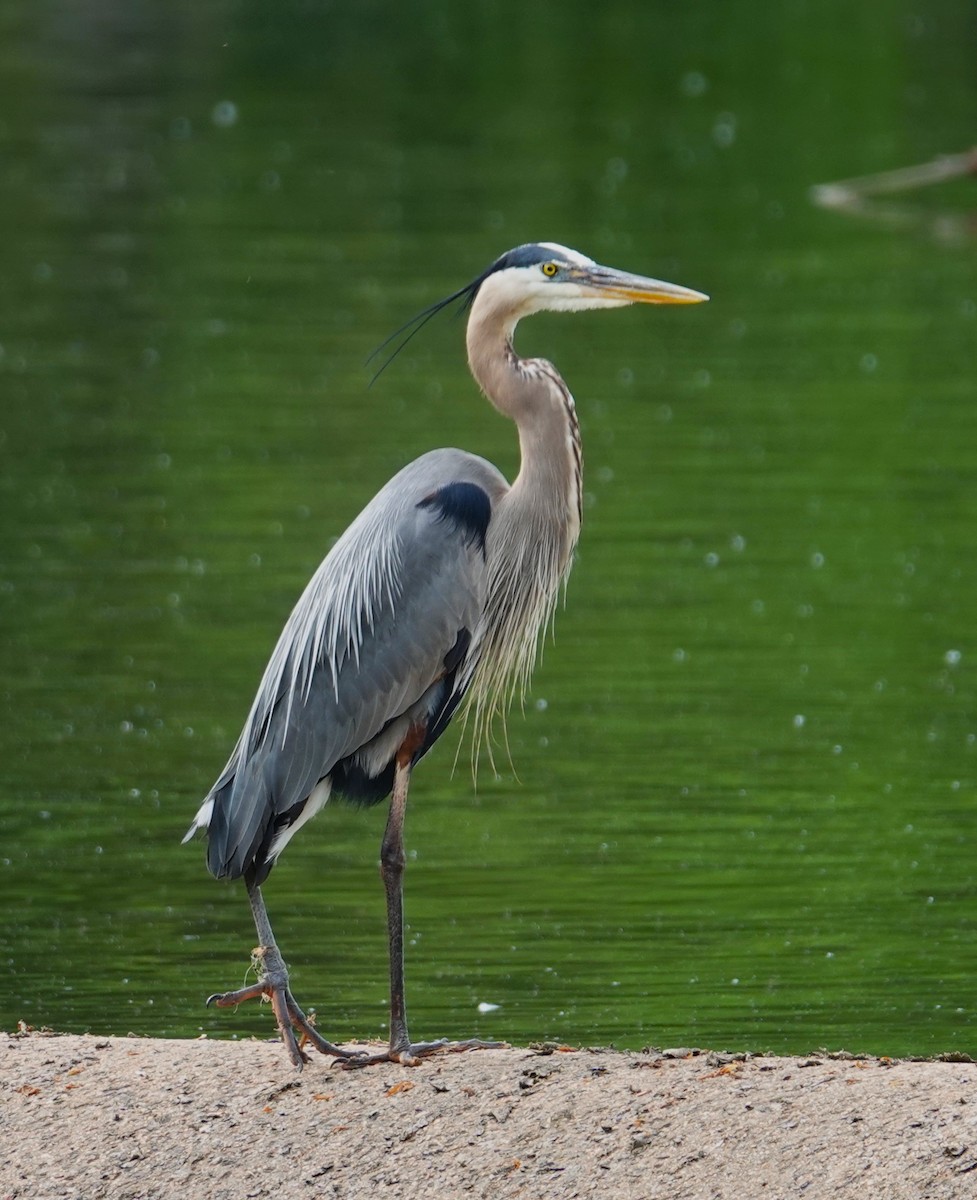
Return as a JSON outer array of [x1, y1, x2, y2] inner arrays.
[[184, 241, 707, 1068]]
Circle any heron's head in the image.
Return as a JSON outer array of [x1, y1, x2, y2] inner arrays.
[[368, 241, 707, 381], [471, 242, 708, 319]]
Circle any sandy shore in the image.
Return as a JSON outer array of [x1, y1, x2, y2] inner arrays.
[[2, 1029, 975, 1199]]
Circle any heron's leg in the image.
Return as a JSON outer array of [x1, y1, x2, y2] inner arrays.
[[381, 753, 414, 1059], [206, 878, 359, 1070], [346, 746, 505, 1068]]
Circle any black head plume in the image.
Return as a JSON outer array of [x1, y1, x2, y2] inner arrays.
[[366, 278, 480, 386], [365, 244, 554, 385]]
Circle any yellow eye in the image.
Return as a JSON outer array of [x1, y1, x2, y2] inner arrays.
[[541, 262, 558, 277]]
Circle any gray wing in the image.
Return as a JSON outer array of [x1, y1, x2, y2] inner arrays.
[[189, 448, 508, 881]]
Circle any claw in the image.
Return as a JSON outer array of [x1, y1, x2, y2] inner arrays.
[[205, 958, 358, 1069], [206, 981, 269, 1008]]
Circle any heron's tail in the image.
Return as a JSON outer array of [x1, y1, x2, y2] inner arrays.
[[181, 795, 214, 844]]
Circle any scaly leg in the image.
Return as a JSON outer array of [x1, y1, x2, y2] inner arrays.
[[346, 749, 504, 1067], [206, 878, 360, 1070]]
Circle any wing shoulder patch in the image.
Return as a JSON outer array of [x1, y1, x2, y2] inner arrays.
[[417, 481, 492, 554]]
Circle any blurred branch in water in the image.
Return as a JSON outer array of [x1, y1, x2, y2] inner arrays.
[[811, 147, 977, 242]]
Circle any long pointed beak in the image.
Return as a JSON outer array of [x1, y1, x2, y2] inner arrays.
[[574, 264, 709, 305]]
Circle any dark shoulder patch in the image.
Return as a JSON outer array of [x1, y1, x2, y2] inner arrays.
[[418, 482, 492, 554]]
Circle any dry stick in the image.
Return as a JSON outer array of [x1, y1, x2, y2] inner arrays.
[[811, 147, 977, 210]]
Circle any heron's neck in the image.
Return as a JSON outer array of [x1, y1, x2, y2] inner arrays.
[[459, 292, 581, 754], [466, 302, 583, 549]]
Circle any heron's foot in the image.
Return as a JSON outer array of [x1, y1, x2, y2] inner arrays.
[[206, 944, 359, 1071], [342, 1036, 507, 1069]]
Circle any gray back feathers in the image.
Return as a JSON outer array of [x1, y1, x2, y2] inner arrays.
[[200, 449, 508, 878]]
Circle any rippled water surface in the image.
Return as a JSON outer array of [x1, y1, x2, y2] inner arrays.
[[2, 0, 975, 1056]]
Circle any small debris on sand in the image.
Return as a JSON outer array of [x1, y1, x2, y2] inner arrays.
[[2, 1030, 975, 1199]]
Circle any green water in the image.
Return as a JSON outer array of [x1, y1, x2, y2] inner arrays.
[[2, 1, 975, 1058]]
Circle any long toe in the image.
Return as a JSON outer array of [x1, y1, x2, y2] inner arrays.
[[281, 992, 360, 1062], [204, 977, 358, 1069], [206, 981, 270, 1008], [342, 1036, 507, 1069]]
